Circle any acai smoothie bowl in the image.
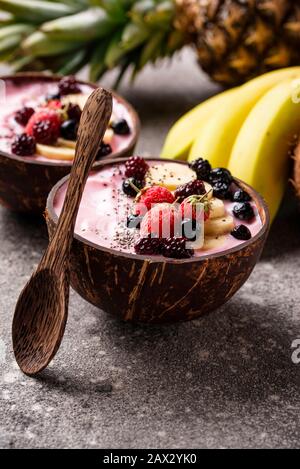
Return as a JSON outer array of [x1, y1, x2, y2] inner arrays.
[[0, 73, 139, 213], [46, 156, 269, 324]]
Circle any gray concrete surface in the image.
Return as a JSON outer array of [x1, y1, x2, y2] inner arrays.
[[1, 51, 300, 449]]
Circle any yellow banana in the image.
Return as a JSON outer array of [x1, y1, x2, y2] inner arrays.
[[188, 66, 300, 167], [228, 78, 300, 221]]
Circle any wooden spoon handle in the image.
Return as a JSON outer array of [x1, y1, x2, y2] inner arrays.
[[43, 88, 112, 271]]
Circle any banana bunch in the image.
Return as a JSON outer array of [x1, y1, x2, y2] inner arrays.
[[161, 67, 300, 221]]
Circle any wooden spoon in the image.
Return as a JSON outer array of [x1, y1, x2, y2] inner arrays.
[[12, 88, 112, 376]]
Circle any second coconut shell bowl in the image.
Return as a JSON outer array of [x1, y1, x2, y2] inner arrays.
[[0, 73, 140, 214], [46, 158, 270, 325]]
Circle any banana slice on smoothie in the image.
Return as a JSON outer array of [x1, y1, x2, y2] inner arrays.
[[205, 214, 235, 236], [36, 143, 75, 161], [209, 197, 225, 219], [203, 235, 227, 251], [61, 93, 89, 110], [146, 163, 213, 198]]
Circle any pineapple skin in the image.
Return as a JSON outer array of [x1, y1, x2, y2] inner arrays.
[[175, 0, 300, 85]]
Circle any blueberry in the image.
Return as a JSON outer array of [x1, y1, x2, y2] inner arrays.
[[233, 202, 255, 221], [96, 142, 112, 159], [46, 92, 61, 101], [213, 181, 232, 199], [122, 177, 143, 197], [60, 119, 78, 141], [111, 118, 130, 135], [126, 214, 143, 229], [231, 225, 252, 240], [209, 167, 233, 185], [181, 218, 201, 241], [232, 189, 251, 202]]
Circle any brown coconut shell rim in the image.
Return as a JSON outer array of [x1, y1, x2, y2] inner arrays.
[[0, 72, 140, 167], [46, 157, 270, 264]]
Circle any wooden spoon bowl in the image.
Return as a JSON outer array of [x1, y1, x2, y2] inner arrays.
[[0, 73, 140, 214], [46, 158, 270, 325]]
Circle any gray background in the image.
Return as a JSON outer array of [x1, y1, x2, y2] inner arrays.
[[1, 50, 300, 449]]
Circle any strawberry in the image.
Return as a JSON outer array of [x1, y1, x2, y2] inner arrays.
[[181, 195, 210, 222], [45, 99, 63, 111], [135, 185, 175, 215], [140, 203, 180, 238], [25, 109, 61, 144]]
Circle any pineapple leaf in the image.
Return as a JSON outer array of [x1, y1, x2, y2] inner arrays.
[[89, 37, 111, 81], [121, 22, 149, 51], [41, 7, 115, 41], [57, 48, 88, 75], [22, 31, 83, 57], [0, 0, 80, 23]]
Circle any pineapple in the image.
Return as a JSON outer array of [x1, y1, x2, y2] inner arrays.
[[0, 0, 300, 86]]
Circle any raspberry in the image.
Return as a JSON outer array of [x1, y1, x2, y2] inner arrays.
[[233, 202, 255, 221], [231, 225, 252, 240], [209, 168, 232, 186], [140, 203, 180, 238], [26, 109, 61, 144], [181, 196, 210, 221], [135, 186, 174, 215], [125, 156, 149, 179], [32, 120, 59, 145], [58, 76, 80, 96], [189, 158, 211, 181], [67, 103, 82, 121], [134, 236, 162, 255], [161, 237, 194, 259], [11, 133, 36, 156], [14, 107, 34, 126], [174, 179, 206, 202]]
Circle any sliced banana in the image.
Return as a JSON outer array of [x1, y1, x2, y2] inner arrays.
[[205, 214, 235, 236], [209, 197, 225, 219], [146, 163, 214, 199], [36, 143, 75, 161], [61, 93, 89, 110], [202, 235, 227, 251], [58, 138, 76, 149]]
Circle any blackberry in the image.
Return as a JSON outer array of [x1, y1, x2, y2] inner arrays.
[[161, 237, 194, 259], [111, 118, 130, 135], [181, 218, 201, 241], [134, 236, 162, 255], [126, 214, 143, 229], [14, 107, 34, 126], [233, 202, 255, 221], [11, 133, 36, 156], [32, 120, 58, 144], [125, 156, 149, 179], [231, 225, 252, 241], [189, 158, 211, 181], [213, 181, 231, 200], [232, 189, 251, 202], [67, 103, 82, 122], [58, 76, 80, 96], [96, 142, 112, 159], [174, 179, 205, 202], [122, 177, 144, 197], [60, 119, 78, 141], [209, 167, 233, 185]]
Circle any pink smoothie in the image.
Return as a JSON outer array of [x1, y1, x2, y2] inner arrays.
[[53, 161, 263, 257], [0, 78, 133, 163]]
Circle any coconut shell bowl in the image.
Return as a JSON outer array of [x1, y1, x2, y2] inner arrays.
[[46, 158, 270, 325], [0, 73, 140, 214]]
